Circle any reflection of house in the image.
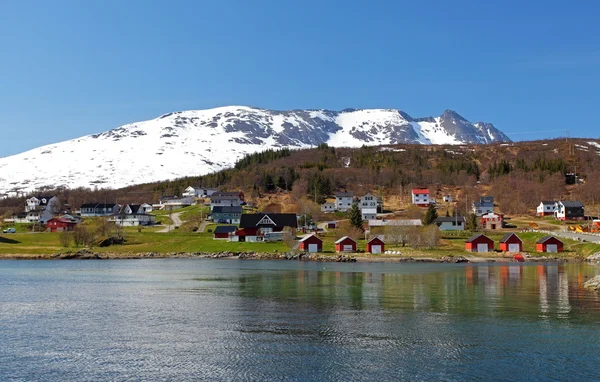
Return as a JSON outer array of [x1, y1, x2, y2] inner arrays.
[[211, 206, 242, 224], [481, 212, 503, 230], [359, 193, 378, 220], [536, 236, 564, 253], [465, 234, 494, 252], [366, 237, 385, 254], [213, 225, 237, 240], [231, 213, 297, 242], [80, 203, 121, 217], [435, 216, 466, 231], [411, 188, 430, 207], [554, 201, 584, 221], [46, 218, 78, 232], [335, 236, 357, 253], [335, 192, 354, 212], [298, 234, 323, 252], [537, 201, 556, 216], [499, 232, 523, 252]]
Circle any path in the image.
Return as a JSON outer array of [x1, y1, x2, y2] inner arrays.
[[157, 212, 184, 233], [198, 219, 211, 233]]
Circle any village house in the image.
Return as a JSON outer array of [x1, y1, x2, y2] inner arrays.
[[320, 202, 336, 213], [366, 236, 385, 254], [46, 218, 78, 232], [154, 196, 194, 210], [537, 201, 557, 216], [110, 204, 156, 227], [335, 191, 354, 212], [359, 193, 378, 220], [213, 225, 237, 240], [442, 195, 453, 203], [536, 236, 564, 253], [183, 186, 218, 198], [230, 213, 297, 242], [554, 201, 585, 221], [499, 232, 523, 252], [481, 212, 504, 230], [211, 205, 242, 224], [411, 188, 431, 207], [298, 234, 323, 253], [25, 196, 59, 212], [473, 196, 494, 216], [80, 203, 121, 217], [435, 216, 466, 231], [465, 234, 494, 252], [210, 192, 245, 211], [335, 236, 357, 253]]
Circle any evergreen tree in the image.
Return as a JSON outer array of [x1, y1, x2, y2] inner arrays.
[[467, 213, 479, 231], [422, 204, 439, 225], [349, 203, 364, 232]]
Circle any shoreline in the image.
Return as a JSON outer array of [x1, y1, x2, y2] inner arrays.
[[0, 249, 589, 263]]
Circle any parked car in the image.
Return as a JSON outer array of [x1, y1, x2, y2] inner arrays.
[[2, 228, 16, 233]]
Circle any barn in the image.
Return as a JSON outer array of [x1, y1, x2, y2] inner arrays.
[[499, 232, 523, 252], [536, 236, 564, 253], [298, 234, 323, 253], [45, 218, 77, 232], [335, 236, 357, 253], [465, 234, 494, 252], [366, 237, 385, 254], [213, 226, 237, 240]]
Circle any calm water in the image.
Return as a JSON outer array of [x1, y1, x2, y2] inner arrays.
[[1, 260, 599, 381]]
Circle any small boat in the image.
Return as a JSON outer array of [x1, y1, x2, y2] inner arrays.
[[513, 253, 525, 262]]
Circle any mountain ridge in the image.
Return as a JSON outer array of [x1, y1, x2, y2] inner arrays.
[[0, 106, 512, 193]]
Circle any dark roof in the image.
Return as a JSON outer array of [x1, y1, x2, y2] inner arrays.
[[32, 196, 54, 205], [80, 203, 117, 209], [480, 196, 494, 203], [212, 206, 242, 214], [214, 226, 237, 234], [80, 203, 98, 208], [435, 216, 466, 223], [474, 202, 494, 208], [211, 194, 242, 201], [536, 236, 563, 244], [540, 201, 556, 205], [465, 234, 492, 243], [335, 191, 353, 197], [239, 213, 297, 228], [212, 191, 241, 197], [559, 201, 584, 208], [500, 232, 522, 243], [128, 204, 141, 213]]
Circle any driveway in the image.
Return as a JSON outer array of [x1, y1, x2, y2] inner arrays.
[[157, 212, 183, 233]]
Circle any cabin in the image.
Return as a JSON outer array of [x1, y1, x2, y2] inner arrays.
[[435, 216, 466, 231], [211, 205, 242, 224], [411, 188, 430, 207], [298, 234, 323, 252], [465, 234, 494, 252], [499, 232, 523, 252], [232, 213, 297, 242], [366, 237, 385, 254], [359, 193, 378, 220], [335, 236, 357, 253], [327, 221, 337, 229], [213, 225, 237, 240], [537, 201, 556, 216], [554, 201, 585, 221], [335, 192, 354, 212], [536, 236, 564, 253], [45, 218, 77, 232], [481, 212, 504, 230]]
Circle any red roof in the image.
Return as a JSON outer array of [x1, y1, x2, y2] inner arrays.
[[412, 188, 430, 194]]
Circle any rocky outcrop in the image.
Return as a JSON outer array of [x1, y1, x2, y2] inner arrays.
[[583, 275, 600, 292]]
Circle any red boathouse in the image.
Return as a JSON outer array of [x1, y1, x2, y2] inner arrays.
[[499, 232, 523, 252], [465, 234, 494, 253], [366, 237, 385, 254], [335, 236, 357, 253], [536, 236, 564, 253], [298, 234, 323, 253]]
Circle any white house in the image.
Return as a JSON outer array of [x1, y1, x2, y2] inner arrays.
[[537, 201, 556, 216], [411, 188, 430, 207], [443, 195, 453, 203], [80, 203, 122, 217], [153, 196, 194, 210], [111, 205, 156, 227], [368, 219, 422, 227], [335, 191, 354, 212], [320, 202, 336, 213], [183, 186, 218, 198], [210, 192, 244, 211], [139, 203, 153, 213], [472, 196, 494, 216], [359, 193, 378, 220], [435, 216, 466, 231]]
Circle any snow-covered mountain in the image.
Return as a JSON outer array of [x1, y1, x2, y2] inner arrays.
[[0, 106, 511, 192]]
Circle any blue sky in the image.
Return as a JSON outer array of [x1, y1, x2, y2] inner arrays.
[[1, 0, 599, 157]]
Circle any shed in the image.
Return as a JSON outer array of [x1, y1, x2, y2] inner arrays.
[[465, 234, 494, 253], [536, 236, 564, 253], [213, 225, 237, 239], [46, 218, 77, 232], [499, 232, 523, 252], [298, 234, 323, 253], [335, 236, 357, 253], [327, 221, 337, 229], [366, 237, 385, 254]]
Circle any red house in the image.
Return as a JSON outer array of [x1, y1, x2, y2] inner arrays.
[[481, 212, 504, 230], [335, 236, 357, 253], [298, 234, 323, 252], [213, 225, 237, 240], [465, 234, 494, 252], [536, 236, 564, 253], [46, 218, 77, 232], [411, 188, 431, 207], [366, 237, 385, 254], [499, 232, 523, 252]]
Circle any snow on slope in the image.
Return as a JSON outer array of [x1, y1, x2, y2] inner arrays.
[[0, 106, 510, 193]]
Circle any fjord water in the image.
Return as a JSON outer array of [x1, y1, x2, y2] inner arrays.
[[1, 260, 599, 381]]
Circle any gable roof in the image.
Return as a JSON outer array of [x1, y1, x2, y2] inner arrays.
[[465, 233, 492, 243], [335, 191, 353, 197], [435, 216, 466, 223], [540, 201, 556, 205], [239, 213, 297, 228], [558, 201, 584, 208], [473, 201, 494, 208], [212, 205, 243, 214], [335, 236, 357, 244], [299, 234, 323, 243], [214, 226, 237, 234], [368, 236, 384, 244], [412, 188, 430, 194], [211, 194, 242, 201], [536, 236, 563, 244], [80, 203, 118, 209], [480, 196, 494, 203], [500, 232, 522, 243]]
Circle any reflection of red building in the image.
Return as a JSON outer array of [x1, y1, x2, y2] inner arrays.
[[46, 218, 77, 232], [536, 236, 564, 253], [499, 232, 523, 252]]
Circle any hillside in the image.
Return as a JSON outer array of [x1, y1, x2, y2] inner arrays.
[[0, 106, 510, 193]]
